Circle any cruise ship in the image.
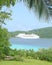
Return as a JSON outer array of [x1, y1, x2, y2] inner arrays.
[[16, 33, 39, 39]]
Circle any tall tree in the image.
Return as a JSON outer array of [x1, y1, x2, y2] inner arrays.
[[0, 27, 10, 59], [0, 0, 16, 60]]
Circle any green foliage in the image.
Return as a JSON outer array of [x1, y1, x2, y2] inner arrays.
[[0, 0, 16, 8], [0, 11, 12, 25], [0, 0, 16, 60], [14, 55, 24, 61], [23, 0, 51, 18], [8, 48, 52, 62], [0, 47, 52, 61], [0, 27, 10, 60], [0, 0, 16, 25]]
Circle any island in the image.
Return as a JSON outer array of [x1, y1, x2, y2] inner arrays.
[[15, 33, 39, 39]]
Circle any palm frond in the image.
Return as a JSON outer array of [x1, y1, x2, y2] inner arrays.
[[23, 0, 52, 18]]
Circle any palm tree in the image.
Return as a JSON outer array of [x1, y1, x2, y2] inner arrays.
[[23, 0, 52, 18]]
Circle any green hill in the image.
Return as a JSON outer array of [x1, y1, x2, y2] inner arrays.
[[28, 27, 52, 38], [10, 31, 26, 37], [10, 27, 52, 38]]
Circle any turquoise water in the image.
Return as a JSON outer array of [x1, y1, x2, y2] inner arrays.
[[9, 38, 52, 51]]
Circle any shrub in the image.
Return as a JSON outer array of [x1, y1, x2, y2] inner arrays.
[[14, 55, 24, 61]]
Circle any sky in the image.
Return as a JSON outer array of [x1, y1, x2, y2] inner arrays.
[[3, 2, 52, 32]]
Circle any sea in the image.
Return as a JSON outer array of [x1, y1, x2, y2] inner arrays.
[[9, 38, 52, 51]]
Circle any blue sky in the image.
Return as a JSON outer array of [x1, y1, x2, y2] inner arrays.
[[3, 2, 52, 32]]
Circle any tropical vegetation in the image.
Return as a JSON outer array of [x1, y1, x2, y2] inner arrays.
[[0, 0, 16, 61], [0, 47, 52, 62], [23, 0, 52, 18], [0, 0, 52, 64]]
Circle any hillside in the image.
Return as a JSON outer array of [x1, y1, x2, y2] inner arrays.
[[10, 31, 26, 37], [28, 27, 52, 38], [10, 27, 52, 38]]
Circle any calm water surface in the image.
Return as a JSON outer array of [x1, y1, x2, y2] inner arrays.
[[9, 38, 52, 51]]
